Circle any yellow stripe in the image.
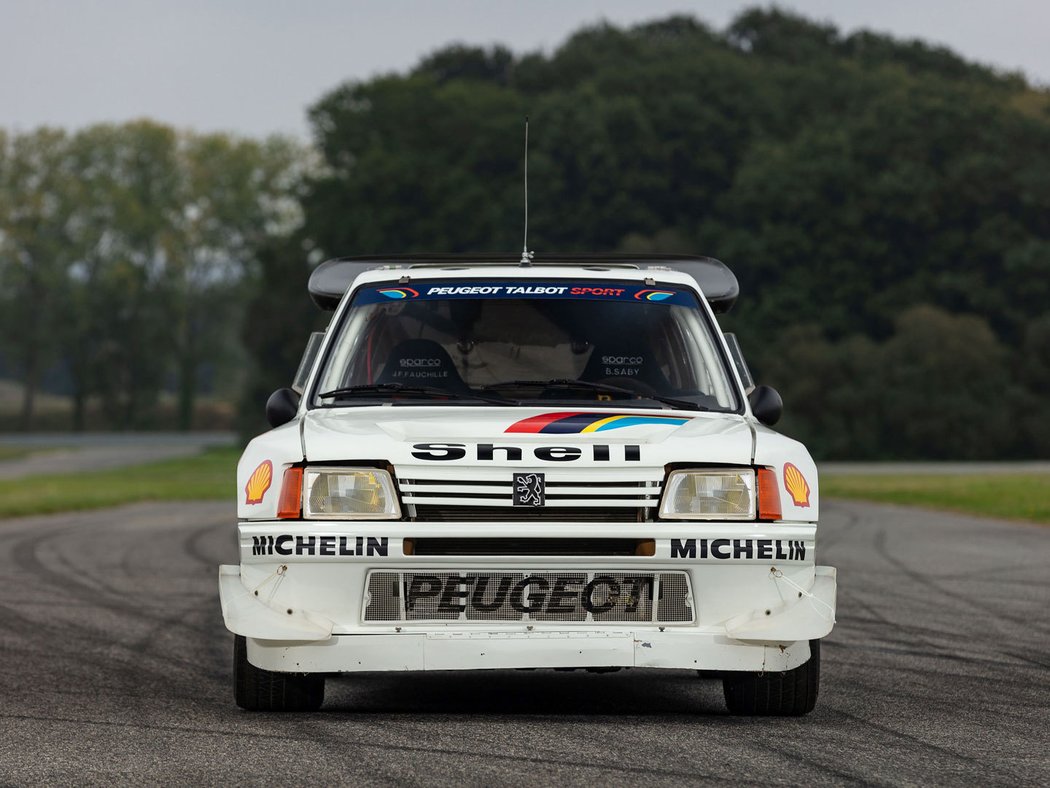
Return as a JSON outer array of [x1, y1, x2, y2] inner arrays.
[[581, 415, 624, 433]]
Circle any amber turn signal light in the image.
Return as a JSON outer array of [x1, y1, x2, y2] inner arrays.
[[277, 467, 304, 519], [756, 467, 782, 521]]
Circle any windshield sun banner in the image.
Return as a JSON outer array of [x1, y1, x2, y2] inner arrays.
[[354, 282, 697, 306]]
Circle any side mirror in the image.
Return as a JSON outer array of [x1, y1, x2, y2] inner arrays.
[[266, 388, 300, 428], [748, 385, 783, 427]]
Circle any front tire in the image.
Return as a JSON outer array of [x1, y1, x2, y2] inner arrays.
[[722, 639, 820, 716], [233, 635, 325, 712]]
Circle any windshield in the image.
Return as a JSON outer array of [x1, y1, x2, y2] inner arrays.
[[311, 280, 741, 411]]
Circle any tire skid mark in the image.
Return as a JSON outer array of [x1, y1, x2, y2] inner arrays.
[[872, 527, 1050, 635], [1, 512, 230, 692], [295, 714, 718, 782], [741, 736, 877, 784], [2, 500, 1048, 784], [9, 515, 218, 630], [825, 706, 1029, 784], [838, 520, 1046, 677], [3, 709, 721, 784], [183, 518, 235, 568], [811, 501, 861, 557]]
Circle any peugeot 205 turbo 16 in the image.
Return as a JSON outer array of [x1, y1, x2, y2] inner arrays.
[[219, 253, 837, 715]]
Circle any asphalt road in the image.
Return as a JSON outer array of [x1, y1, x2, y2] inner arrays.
[[0, 501, 1047, 785], [0, 433, 235, 481]]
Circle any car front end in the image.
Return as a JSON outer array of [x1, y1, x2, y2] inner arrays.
[[219, 258, 837, 714]]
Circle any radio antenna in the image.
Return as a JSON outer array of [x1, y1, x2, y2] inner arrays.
[[520, 116, 533, 266]]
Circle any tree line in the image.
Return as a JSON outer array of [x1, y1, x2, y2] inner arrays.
[[0, 122, 304, 430], [3, 8, 1049, 458]]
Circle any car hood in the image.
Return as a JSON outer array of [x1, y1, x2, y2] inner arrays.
[[301, 406, 755, 467]]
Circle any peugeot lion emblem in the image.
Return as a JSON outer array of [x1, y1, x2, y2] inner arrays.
[[513, 472, 545, 506]]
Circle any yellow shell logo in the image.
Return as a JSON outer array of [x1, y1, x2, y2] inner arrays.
[[245, 460, 273, 505], [783, 463, 810, 507]]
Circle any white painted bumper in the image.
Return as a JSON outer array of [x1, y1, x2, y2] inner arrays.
[[244, 629, 817, 674], [218, 519, 837, 674]]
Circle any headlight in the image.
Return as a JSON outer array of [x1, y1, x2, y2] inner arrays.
[[303, 467, 401, 519], [659, 469, 756, 520]]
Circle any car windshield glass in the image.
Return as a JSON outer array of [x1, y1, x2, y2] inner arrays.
[[311, 280, 741, 411]]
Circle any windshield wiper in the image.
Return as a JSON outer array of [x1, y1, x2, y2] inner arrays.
[[318, 383, 512, 406], [480, 379, 706, 411]]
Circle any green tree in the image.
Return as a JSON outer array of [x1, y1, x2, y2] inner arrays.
[[166, 132, 305, 429], [881, 305, 1010, 459], [0, 122, 306, 431], [294, 9, 1050, 458], [236, 233, 323, 439], [0, 128, 77, 429]]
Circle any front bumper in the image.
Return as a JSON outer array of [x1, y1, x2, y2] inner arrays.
[[241, 628, 822, 674], [219, 519, 836, 674]]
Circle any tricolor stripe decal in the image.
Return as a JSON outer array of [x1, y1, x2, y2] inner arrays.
[[506, 412, 691, 434]]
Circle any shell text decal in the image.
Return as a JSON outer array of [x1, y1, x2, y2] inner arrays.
[[245, 460, 274, 505], [783, 463, 811, 507], [506, 412, 691, 434]]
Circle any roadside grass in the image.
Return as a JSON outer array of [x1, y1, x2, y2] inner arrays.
[[0, 446, 239, 519], [0, 445, 69, 462], [0, 446, 36, 462], [822, 474, 1050, 524], [2, 446, 1048, 525]]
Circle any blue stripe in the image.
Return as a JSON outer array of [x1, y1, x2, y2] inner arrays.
[[593, 416, 689, 432]]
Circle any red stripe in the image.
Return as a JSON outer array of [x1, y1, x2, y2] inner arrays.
[[505, 412, 586, 433]]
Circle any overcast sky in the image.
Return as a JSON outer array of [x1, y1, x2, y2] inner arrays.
[[2, 0, 1047, 139]]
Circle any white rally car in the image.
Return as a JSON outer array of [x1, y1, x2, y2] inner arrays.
[[219, 254, 837, 715]]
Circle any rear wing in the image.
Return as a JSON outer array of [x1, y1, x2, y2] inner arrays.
[[307, 253, 739, 313]]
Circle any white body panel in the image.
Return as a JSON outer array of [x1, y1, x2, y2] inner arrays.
[[223, 264, 836, 674]]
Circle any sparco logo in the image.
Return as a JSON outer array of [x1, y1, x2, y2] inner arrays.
[[400, 358, 442, 367], [513, 472, 545, 506]]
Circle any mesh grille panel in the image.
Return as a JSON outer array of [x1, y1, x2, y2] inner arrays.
[[404, 572, 462, 621], [362, 571, 692, 625], [589, 573, 655, 623], [364, 571, 402, 622], [465, 572, 524, 621], [657, 572, 693, 622], [526, 573, 588, 623]]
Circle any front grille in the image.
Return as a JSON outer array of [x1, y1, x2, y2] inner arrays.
[[396, 465, 663, 521], [411, 505, 641, 522], [406, 538, 654, 556], [363, 570, 694, 624]]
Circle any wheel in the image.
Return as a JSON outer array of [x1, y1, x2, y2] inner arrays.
[[722, 639, 820, 716], [233, 635, 325, 712]]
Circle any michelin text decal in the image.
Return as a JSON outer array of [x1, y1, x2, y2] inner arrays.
[[251, 535, 389, 557], [670, 538, 807, 561]]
